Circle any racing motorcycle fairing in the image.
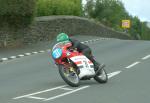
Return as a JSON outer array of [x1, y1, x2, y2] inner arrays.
[[70, 55, 95, 78]]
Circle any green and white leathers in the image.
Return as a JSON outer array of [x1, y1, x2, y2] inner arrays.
[[57, 33, 69, 42]]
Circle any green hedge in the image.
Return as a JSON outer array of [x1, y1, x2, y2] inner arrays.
[[0, 0, 36, 28], [36, 0, 83, 16]]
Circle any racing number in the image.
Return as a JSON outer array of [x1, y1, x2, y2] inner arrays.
[[83, 60, 89, 68], [54, 49, 61, 58]]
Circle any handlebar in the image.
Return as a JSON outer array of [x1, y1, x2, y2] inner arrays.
[[68, 47, 77, 52]]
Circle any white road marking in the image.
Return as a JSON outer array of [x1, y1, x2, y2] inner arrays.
[[44, 86, 90, 101], [39, 50, 45, 53], [1, 39, 102, 63], [142, 55, 150, 60], [25, 53, 31, 55], [27, 96, 46, 100], [60, 87, 74, 91], [18, 55, 24, 57], [92, 71, 121, 80], [13, 71, 121, 101], [125, 62, 140, 69], [32, 52, 38, 54], [9, 56, 16, 59], [1, 58, 8, 61], [13, 85, 67, 99], [107, 71, 122, 78]]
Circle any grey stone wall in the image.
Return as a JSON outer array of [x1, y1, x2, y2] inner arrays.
[[0, 16, 131, 48]]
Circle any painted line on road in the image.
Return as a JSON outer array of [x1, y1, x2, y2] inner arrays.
[[24, 53, 31, 56], [142, 55, 150, 60], [0, 51, 46, 63], [44, 86, 90, 101], [44, 71, 121, 101], [60, 87, 74, 91], [1, 58, 8, 61], [107, 71, 122, 78], [13, 71, 121, 101], [27, 96, 46, 100], [125, 62, 140, 69], [32, 52, 38, 54], [39, 50, 45, 53], [9, 56, 17, 59], [0, 38, 114, 63], [18, 54, 25, 57], [84, 41, 89, 43], [13, 85, 67, 99], [0, 38, 115, 62]]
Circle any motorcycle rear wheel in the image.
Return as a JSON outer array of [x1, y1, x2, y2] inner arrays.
[[58, 65, 80, 87]]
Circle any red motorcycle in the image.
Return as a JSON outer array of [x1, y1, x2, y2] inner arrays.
[[51, 41, 108, 87]]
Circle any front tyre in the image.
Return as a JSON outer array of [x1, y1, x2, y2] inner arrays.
[[58, 65, 80, 87], [94, 68, 108, 83]]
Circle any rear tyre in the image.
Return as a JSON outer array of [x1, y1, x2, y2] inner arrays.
[[58, 65, 80, 87], [94, 67, 108, 83]]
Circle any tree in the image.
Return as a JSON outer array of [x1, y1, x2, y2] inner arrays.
[[84, 0, 96, 17], [140, 22, 150, 40], [85, 0, 129, 29], [129, 16, 142, 39]]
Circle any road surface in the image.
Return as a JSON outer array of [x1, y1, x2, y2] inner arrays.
[[0, 36, 150, 103]]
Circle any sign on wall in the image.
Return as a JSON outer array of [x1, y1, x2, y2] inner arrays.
[[122, 20, 131, 29]]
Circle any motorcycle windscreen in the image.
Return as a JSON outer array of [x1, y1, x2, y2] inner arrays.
[[70, 55, 95, 78]]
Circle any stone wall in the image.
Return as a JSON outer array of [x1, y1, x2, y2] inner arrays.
[[0, 16, 131, 48]]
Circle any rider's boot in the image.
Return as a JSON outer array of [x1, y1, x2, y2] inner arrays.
[[93, 61, 100, 71], [89, 56, 104, 71], [94, 62, 105, 72]]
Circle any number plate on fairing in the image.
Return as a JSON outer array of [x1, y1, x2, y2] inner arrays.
[[70, 55, 95, 78], [52, 48, 62, 59]]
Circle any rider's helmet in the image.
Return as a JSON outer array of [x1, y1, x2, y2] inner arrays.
[[56, 33, 69, 42]]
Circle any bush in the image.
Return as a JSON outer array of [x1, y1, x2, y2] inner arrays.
[[0, 0, 36, 28], [36, 0, 83, 16]]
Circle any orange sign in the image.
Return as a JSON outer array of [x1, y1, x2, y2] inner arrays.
[[122, 20, 131, 28]]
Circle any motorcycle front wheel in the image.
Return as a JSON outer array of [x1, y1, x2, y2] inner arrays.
[[58, 65, 80, 87], [94, 67, 108, 83]]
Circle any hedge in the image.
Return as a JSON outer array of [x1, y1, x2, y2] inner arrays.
[[0, 0, 36, 28], [36, 0, 83, 16]]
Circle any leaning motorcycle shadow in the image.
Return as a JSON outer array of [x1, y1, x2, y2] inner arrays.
[[48, 80, 107, 87], [79, 80, 107, 86]]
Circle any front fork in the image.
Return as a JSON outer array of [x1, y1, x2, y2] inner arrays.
[[62, 59, 75, 72], [66, 58, 79, 74]]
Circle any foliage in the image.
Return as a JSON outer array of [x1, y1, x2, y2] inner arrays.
[[0, 0, 36, 28], [0, 0, 150, 40], [85, 0, 128, 28], [36, 0, 83, 16], [128, 16, 141, 39], [140, 22, 150, 40], [84, 0, 150, 40]]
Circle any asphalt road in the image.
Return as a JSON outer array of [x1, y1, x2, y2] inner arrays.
[[0, 37, 150, 103]]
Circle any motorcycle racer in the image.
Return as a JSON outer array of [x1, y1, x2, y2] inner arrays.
[[56, 33, 101, 71]]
